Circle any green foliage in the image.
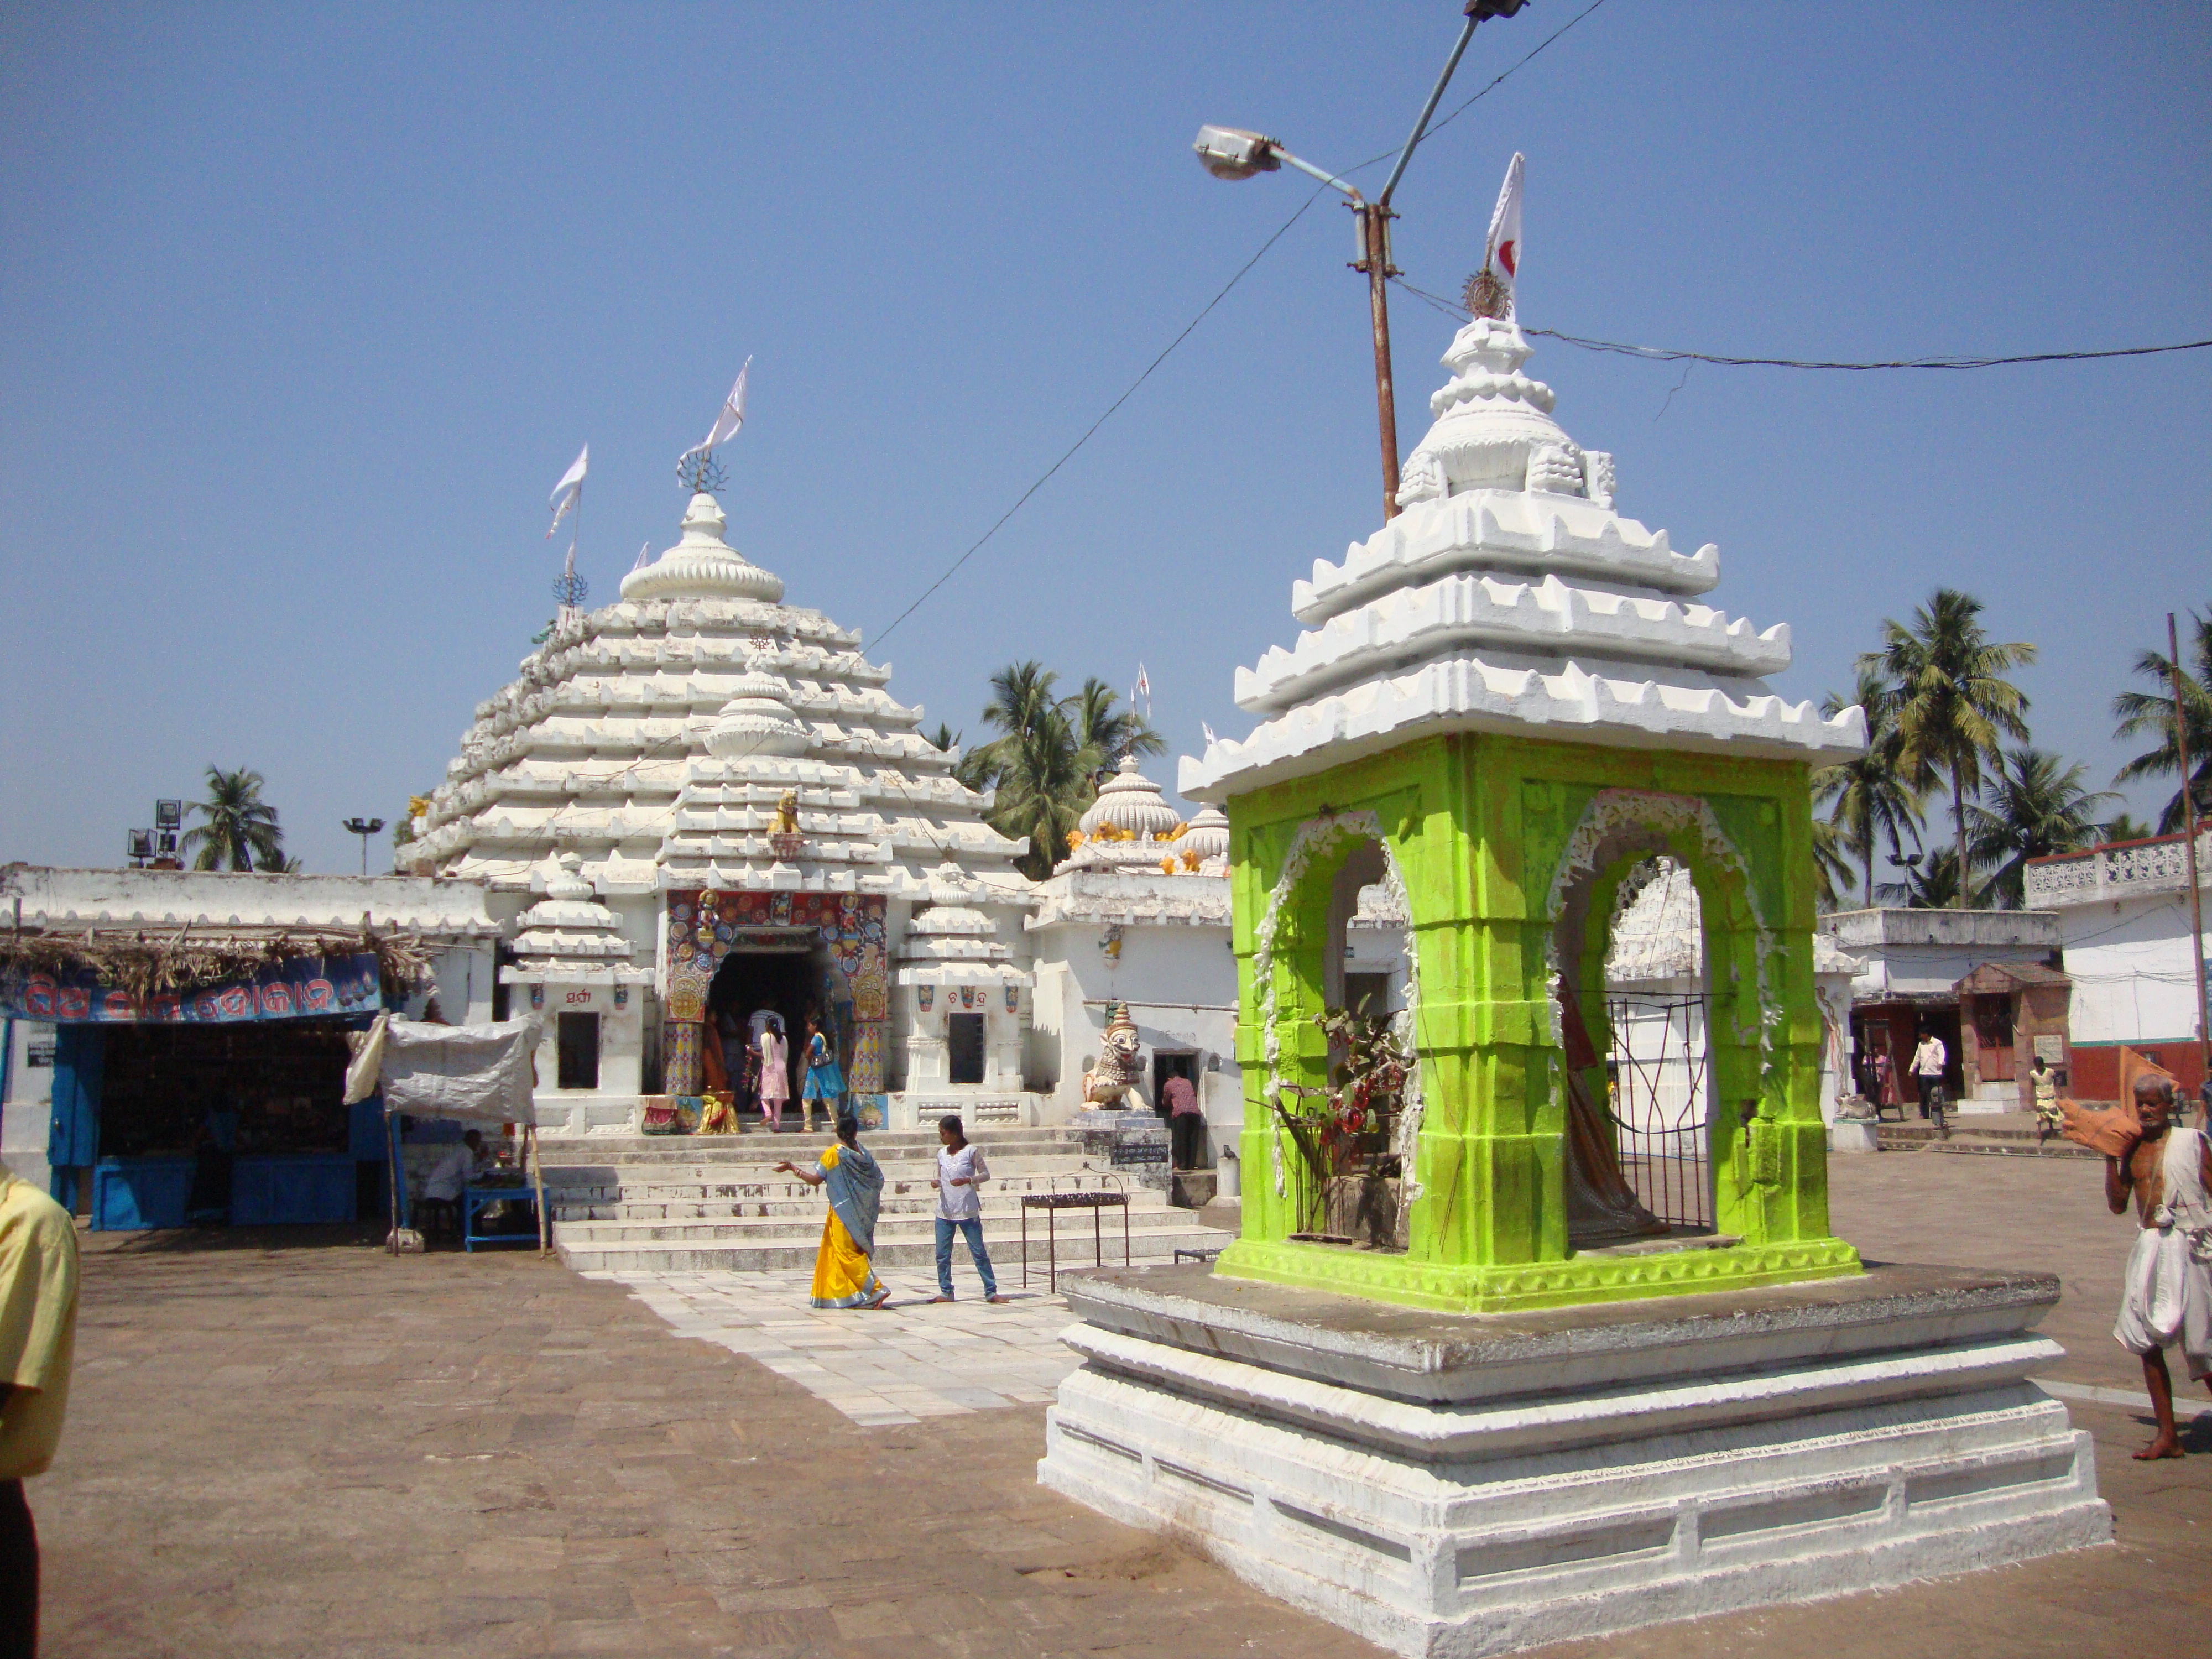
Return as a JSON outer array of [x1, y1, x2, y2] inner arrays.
[[180, 765, 285, 872], [2100, 812, 2153, 846], [2111, 606, 2212, 834], [1875, 845, 1982, 910], [961, 660, 1165, 880], [1861, 589, 2035, 909], [1965, 746, 2117, 908], [1813, 663, 1926, 906]]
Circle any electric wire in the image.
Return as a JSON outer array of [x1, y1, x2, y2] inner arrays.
[[1392, 276, 2212, 371], [863, 1, 1612, 651]]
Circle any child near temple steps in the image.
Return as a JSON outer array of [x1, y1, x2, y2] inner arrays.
[[2105, 1073, 2212, 1459], [928, 1115, 1006, 1305]]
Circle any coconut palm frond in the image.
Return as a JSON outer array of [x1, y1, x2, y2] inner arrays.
[[2110, 608, 2212, 833], [1859, 589, 2036, 908]]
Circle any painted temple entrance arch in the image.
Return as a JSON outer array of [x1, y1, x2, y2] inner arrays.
[[662, 891, 890, 1121]]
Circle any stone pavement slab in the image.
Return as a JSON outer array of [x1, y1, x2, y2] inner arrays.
[[31, 1150, 2212, 1658], [590, 1268, 1081, 1425]]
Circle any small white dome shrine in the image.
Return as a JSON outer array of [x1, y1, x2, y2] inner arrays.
[[1079, 756, 1184, 839]]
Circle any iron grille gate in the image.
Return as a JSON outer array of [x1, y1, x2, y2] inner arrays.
[[1603, 991, 1714, 1232]]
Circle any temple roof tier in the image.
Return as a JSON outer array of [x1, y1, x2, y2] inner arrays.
[[1238, 570, 1789, 716], [1180, 315, 1864, 802]]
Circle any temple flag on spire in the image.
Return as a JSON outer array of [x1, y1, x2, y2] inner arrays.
[[546, 443, 588, 538], [1483, 152, 1525, 315], [680, 356, 751, 465]]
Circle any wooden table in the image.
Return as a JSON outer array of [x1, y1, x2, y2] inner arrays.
[[1021, 1191, 1129, 1291]]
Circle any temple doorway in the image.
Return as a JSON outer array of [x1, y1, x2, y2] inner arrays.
[[706, 947, 816, 1112]]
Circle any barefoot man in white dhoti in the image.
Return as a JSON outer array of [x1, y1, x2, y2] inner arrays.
[[2106, 1073, 2212, 1459]]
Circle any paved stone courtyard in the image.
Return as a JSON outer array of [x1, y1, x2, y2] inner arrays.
[[594, 1270, 1082, 1427], [36, 1150, 2212, 1657]]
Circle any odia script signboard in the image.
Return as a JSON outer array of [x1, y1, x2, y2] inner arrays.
[[0, 952, 383, 1024]]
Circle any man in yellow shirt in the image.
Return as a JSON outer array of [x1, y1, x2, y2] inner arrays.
[[0, 1158, 80, 1659]]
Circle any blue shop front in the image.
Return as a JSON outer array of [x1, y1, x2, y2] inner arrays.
[[28, 952, 390, 1230]]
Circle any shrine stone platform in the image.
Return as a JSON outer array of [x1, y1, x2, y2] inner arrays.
[[1037, 1261, 2110, 1658]]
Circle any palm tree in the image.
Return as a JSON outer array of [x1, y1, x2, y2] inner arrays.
[[1812, 665, 1924, 906], [180, 765, 285, 871], [2100, 812, 2153, 846], [1809, 817, 1853, 910], [1862, 589, 2036, 909], [1965, 747, 2117, 909], [988, 703, 1092, 880], [964, 662, 1166, 879], [2111, 606, 2212, 833], [1875, 847, 1980, 910], [1066, 676, 1165, 783]]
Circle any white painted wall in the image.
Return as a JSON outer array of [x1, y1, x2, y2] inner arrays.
[[1028, 919, 1242, 1159], [2058, 891, 2207, 1047]]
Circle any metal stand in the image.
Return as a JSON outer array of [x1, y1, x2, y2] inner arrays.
[[1021, 1191, 1130, 1291]]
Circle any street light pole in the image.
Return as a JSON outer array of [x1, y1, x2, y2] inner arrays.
[[342, 817, 386, 877], [2167, 612, 2210, 1095], [1193, 1, 1526, 524]]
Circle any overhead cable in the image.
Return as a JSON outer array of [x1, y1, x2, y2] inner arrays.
[[1392, 276, 2212, 371]]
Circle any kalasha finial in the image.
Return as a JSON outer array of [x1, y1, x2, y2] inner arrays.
[[1462, 266, 1511, 320], [676, 449, 727, 495]]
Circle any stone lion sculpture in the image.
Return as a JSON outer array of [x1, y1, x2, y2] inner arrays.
[[1081, 1001, 1147, 1110]]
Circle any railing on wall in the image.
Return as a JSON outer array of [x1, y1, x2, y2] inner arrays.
[[1605, 990, 1714, 1232], [2024, 830, 2211, 907]]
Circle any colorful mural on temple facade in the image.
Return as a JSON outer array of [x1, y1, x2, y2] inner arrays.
[[662, 890, 889, 1115]]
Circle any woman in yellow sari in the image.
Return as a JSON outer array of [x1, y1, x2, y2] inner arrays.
[[775, 1113, 890, 1310]]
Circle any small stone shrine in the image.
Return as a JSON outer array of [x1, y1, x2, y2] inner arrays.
[[1040, 274, 2108, 1653]]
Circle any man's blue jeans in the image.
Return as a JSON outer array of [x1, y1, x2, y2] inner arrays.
[[935, 1217, 997, 1298]]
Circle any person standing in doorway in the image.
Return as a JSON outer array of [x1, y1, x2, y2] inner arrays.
[[1912, 1028, 1950, 1140], [757, 1018, 790, 1133], [0, 1154, 80, 1659], [928, 1116, 1005, 1304], [1162, 1071, 1203, 1171], [801, 1014, 844, 1135]]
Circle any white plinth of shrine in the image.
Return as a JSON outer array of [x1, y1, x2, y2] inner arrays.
[[1040, 1264, 2109, 1658]]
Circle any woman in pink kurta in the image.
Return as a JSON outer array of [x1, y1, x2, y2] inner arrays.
[[757, 1023, 790, 1131]]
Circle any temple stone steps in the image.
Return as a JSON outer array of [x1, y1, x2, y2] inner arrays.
[[552, 1202, 1199, 1247], [535, 1124, 1223, 1275], [553, 1186, 1159, 1230]]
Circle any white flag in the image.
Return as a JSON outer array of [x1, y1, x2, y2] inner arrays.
[[1133, 663, 1151, 705], [632, 541, 651, 571], [546, 444, 588, 538], [1483, 152, 1525, 315], [1201, 721, 1218, 747], [681, 356, 751, 463]]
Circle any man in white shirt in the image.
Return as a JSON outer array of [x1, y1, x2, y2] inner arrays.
[[1912, 1032, 1950, 1139], [418, 1130, 484, 1239], [928, 1116, 1006, 1304]]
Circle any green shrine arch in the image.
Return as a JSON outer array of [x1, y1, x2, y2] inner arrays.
[[1214, 729, 1861, 1313]]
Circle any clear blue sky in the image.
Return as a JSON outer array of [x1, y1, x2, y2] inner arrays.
[[3, 2, 2205, 885]]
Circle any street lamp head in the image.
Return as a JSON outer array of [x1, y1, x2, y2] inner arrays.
[[1193, 126, 1281, 181], [342, 817, 385, 836], [1465, 0, 1528, 19]]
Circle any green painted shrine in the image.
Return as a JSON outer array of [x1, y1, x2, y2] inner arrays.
[[1178, 314, 1870, 1313]]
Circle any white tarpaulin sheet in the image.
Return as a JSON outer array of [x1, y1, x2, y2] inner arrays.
[[344, 1014, 541, 1126]]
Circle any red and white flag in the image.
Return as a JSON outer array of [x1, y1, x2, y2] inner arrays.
[[546, 443, 588, 538], [1483, 152, 1525, 315]]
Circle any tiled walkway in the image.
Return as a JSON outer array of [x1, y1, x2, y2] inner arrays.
[[589, 1267, 1084, 1426]]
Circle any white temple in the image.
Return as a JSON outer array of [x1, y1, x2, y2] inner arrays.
[[404, 487, 1038, 1133], [1181, 314, 1864, 800]]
